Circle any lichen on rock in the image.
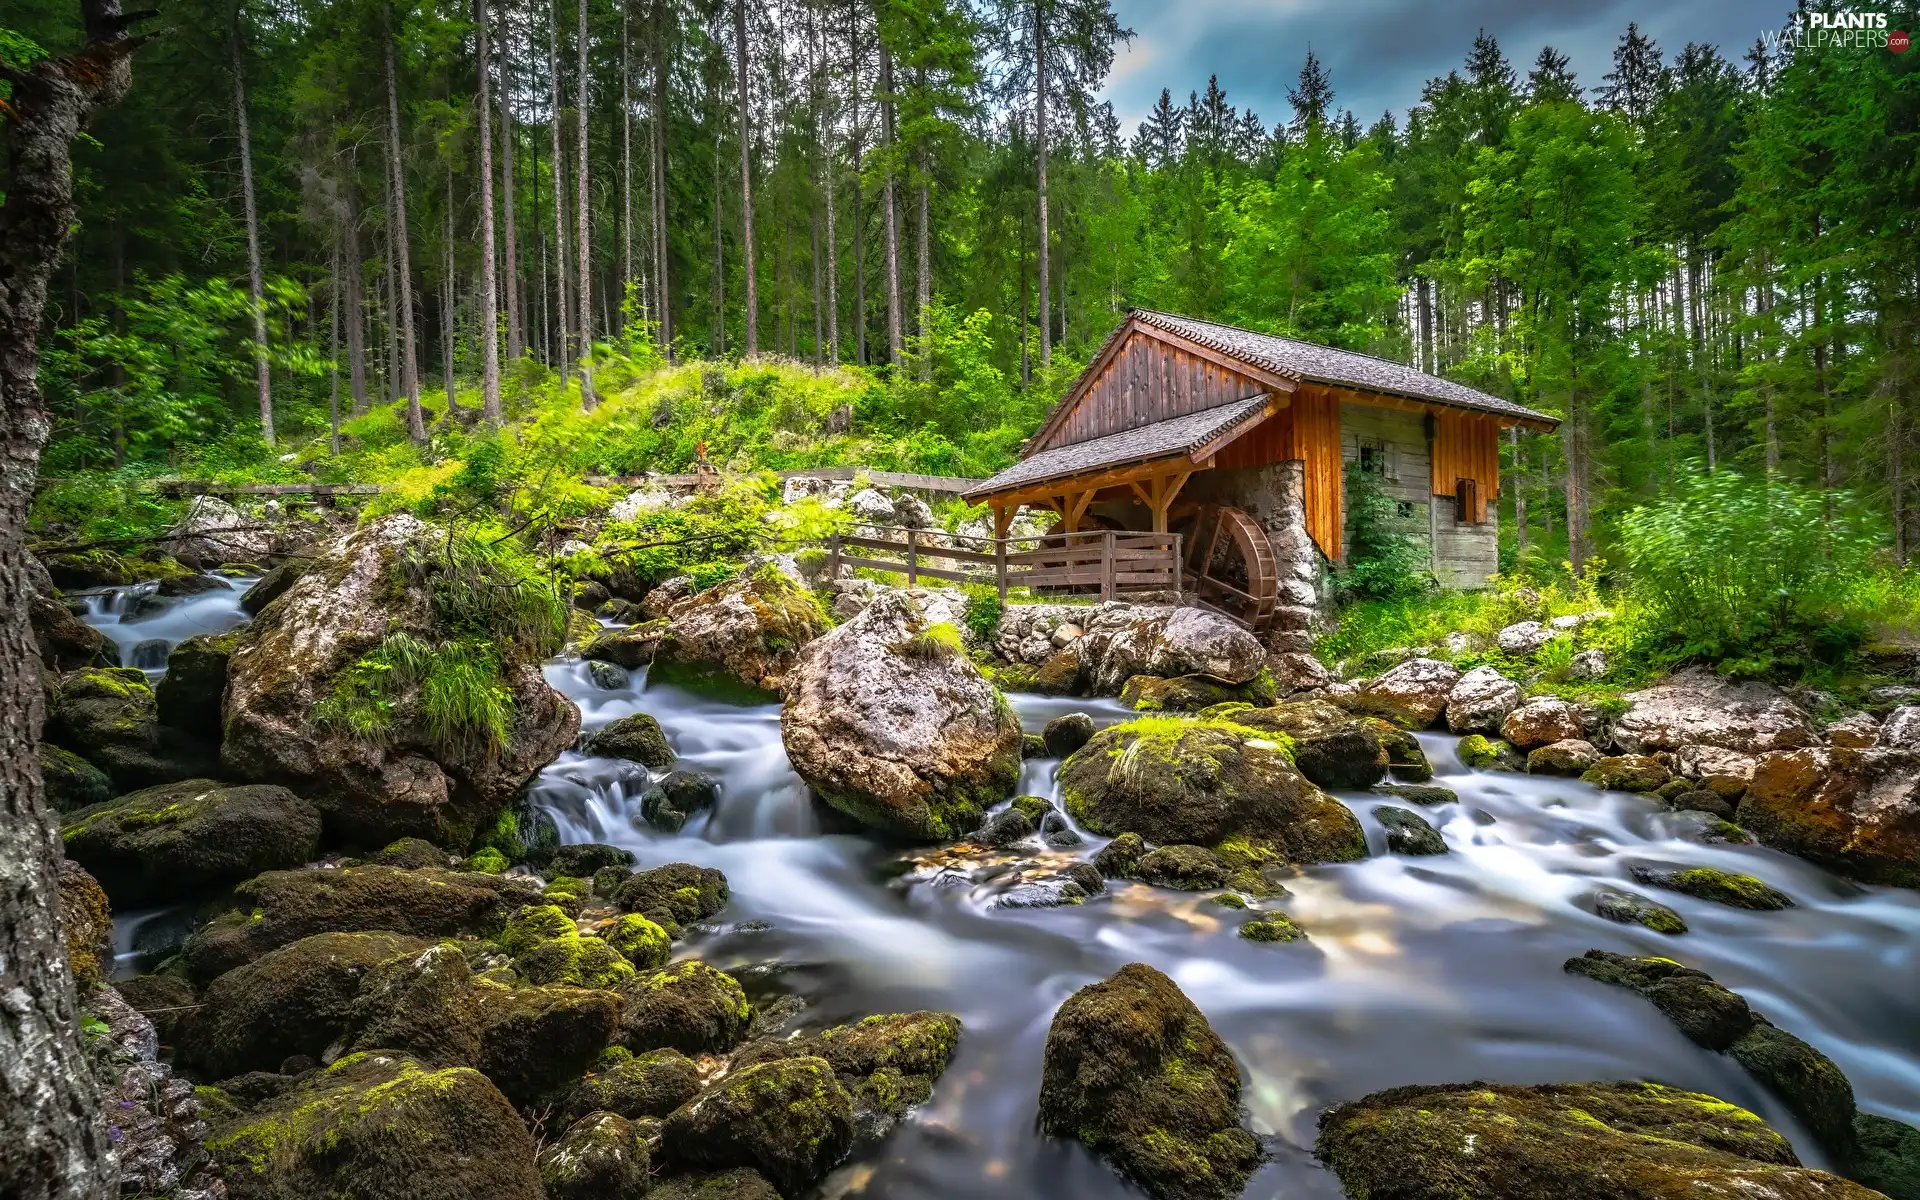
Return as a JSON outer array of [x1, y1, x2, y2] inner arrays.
[[61, 778, 322, 907]]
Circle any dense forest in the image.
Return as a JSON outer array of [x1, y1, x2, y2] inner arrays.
[[5, 0, 1919, 570]]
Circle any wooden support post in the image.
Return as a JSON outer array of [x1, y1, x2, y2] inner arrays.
[[828, 533, 842, 582], [992, 504, 1014, 540], [1172, 531, 1183, 596], [1152, 471, 1192, 534], [995, 535, 1008, 601], [906, 528, 918, 589], [1065, 489, 1094, 534], [1101, 529, 1116, 602]]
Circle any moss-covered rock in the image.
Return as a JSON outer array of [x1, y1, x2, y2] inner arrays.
[[1092, 832, 1147, 878], [240, 558, 306, 616], [1458, 733, 1524, 771], [61, 779, 322, 907], [642, 770, 721, 833], [618, 960, 752, 1055], [1035, 649, 1087, 695], [219, 515, 579, 852], [205, 1050, 543, 1200], [177, 865, 520, 983], [614, 863, 730, 927], [29, 592, 110, 672], [1371, 719, 1434, 781], [369, 836, 451, 869], [117, 971, 200, 1046], [1628, 864, 1794, 911], [41, 743, 113, 813], [1314, 1080, 1879, 1200], [1228, 701, 1388, 791], [539, 1110, 652, 1200], [606, 913, 672, 970], [180, 930, 432, 1078], [338, 941, 483, 1066], [57, 859, 113, 990], [475, 982, 624, 1106], [1120, 672, 1277, 713], [1592, 890, 1689, 935], [649, 1169, 781, 1200], [498, 904, 636, 988], [1585, 754, 1674, 793], [581, 621, 668, 668], [1043, 712, 1097, 757], [1563, 950, 1757, 1050], [1730, 1021, 1858, 1160], [1372, 805, 1448, 855], [50, 666, 210, 790], [1133, 844, 1232, 890], [783, 592, 1021, 841], [1852, 1112, 1920, 1200], [550, 842, 638, 877], [1060, 716, 1365, 866], [155, 632, 240, 738], [1038, 963, 1261, 1200], [661, 1056, 855, 1195], [975, 806, 1035, 847], [652, 564, 827, 697], [561, 1046, 703, 1124], [1739, 747, 1920, 888], [584, 712, 674, 766], [1240, 914, 1308, 943], [812, 1011, 961, 1080]]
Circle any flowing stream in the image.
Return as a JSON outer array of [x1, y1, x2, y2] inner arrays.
[[81, 588, 1920, 1198]]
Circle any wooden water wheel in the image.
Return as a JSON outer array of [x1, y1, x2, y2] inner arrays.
[[1180, 504, 1278, 630]]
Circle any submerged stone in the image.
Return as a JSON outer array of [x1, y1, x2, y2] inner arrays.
[[1629, 864, 1794, 910], [1373, 805, 1448, 855], [1591, 890, 1689, 935], [1241, 914, 1308, 943], [1043, 712, 1096, 757]]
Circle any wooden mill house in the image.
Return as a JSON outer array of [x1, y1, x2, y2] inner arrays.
[[961, 310, 1559, 647]]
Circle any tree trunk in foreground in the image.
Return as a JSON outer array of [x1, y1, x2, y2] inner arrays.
[[476, 0, 503, 422], [547, 0, 571, 386], [231, 20, 274, 445], [735, 0, 757, 357], [0, 2, 139, 1197], [384, 12, 425, 442], [1034, 0, 1049, 367], [575, 0, 595, 406]]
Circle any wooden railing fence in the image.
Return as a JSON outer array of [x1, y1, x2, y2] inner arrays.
[[826, 524, 1183, 603]]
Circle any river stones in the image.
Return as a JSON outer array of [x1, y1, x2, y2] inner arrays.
[[369, 836, 451, 868], [61, 779, 322, 907], [1564, 950, 1756, 1050], [337, 941, 483, 1067], [1591, 889, 1688, 935], [975, 806, 1035, 847], [1043, 712, 1096, 757], [1120, 672, 1277, 713], [155, 631, 239, 738], [498, 904, 635, 988], [1229, 700, 1389, 790], [1060, 716, 1365, 866], [1314, 1080, 1882, 1200], [549, 843, 638, 877], [1582, 754, 1672, 792], [782, 591, 1022, 841], [475, 983, 625, 1107], [1373, 805, 1447, 855], [206, 1051, 543, 1200], [1240, 913, 1308, 943], [41, 743, 113, 812], [1628, 864, 1793, 910], [617, 960, 752, 1055], [539, 1111, 652, 1200], [1502, 697, 1585, 750], [1134, 844, 1233, 889], [240, 558, 305, 616], [177, 865, 523, 983], [560, 1047, 702, 1124], [1359, 658, 1461, 727], [614, 862, 730, 928], [1446, 665, 1521, 734], [1039, 963, 1261, 1200], [580, 620, 667, 669], [1613, 667, 1816, 755], [1528, 738, 1600, 775], [641, 770, 721, 833], [1852, 1112, 1920, 1200], [662, 1056, 855, 1194], [220, 514, 579, 852], [584, 712, 673, 766], [1457, 733, 1525, 771], [649, 561, 827, 699], [1740, 746, 1920, 887], [810, 1010, 962, 1135], [1078, 606, 1266, 694], [50, 666, 211, 790], [650, 1171, 780, 1200], [179, 931, 433, 1079], [30, 590, 110, 671]]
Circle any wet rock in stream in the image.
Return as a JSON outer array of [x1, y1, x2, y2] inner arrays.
[[1373, 805, 1448, 855], [1628, 863, 1794, 910], [538, 1110, 653, 1200]]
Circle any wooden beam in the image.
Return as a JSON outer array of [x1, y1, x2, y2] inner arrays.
[[1127, 480, 1153, 507], [1064, 489, 1095, 533], [976, 455, 1205, 510], [1322, 383, 1558, 434], [1151, 471, 1192, 534], [991, 505, 1014, 539], [1187, 392, 1287, 462]]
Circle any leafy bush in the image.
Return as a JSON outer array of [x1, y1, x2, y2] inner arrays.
[[962, 585, 1004, 644], [1335, 460, 1431, 602], [1616, 469, 1883, 676]]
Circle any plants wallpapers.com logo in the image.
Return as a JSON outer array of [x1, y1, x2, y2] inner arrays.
[[1761, 11, 1911, 53]]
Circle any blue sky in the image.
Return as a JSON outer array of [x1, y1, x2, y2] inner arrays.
[[1099, 0, 1787, 133]]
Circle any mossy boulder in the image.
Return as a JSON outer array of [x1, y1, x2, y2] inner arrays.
[[650, 1170, 780, 1200], [1564, 950, 1758, 1050], [812, 1011, 961, 1080], [581, 621, 668, 669], [178, 865, 521, 983], [219, 515, 580, 852], [1314, 1080, 1879, 1200], [584, 712, 674, 767], [1585, 754, 1674, 793], [1240, 914, 1308, 943], [606, 913, 672, 970], [155, 631, 240, 738], [206, 1051, 543, 1200], [339, 941, 483, 1066], [618, 960, 752, 1055], [1853, 1112, 1920, 1200], [498, 903, 636, 988], [1376, 782, 1457, 805], [539, 1110, 653, 1200], [1228, 701, 1388, 791], [782, 591, 1021, 841], [1529, 738, 1601, 775], [642, 770, 721, 833], [50, 666, 210, 790], [475, 982, 624, 1106], [1373, 805, 1447, 855], [1458, 733, 1524, 771], [368, 836, 450, 869], [1120, 671, 1277, 714], [1739, 747, 1920, 887], [1730, 1021, 1858, 1159], [116, 971, 200, 1046], [179, 930, 432, 1078], [1134, 844, 1232, 890], [975, 806, 1035, 847], [41, 743, 113, 813], [1043, 712, 1097, 757], [549, 842, 638, 877], [1371, 719, 1434, 781], [45, 548, 135, 589], [1060, 716, 1365, 866], [239, 558, 306, 616], [29, 592, 110, 672], [1592, 890, 1689, 935], [57, 859, 113, 990], [61, 779, 322, 907], [661, 1056, 855, 1195], [561, 1046, 703, 1124], [653, 563, 827, 697], [1038, 963, 1261, 1200], [1628, 864, 1794, 911], [614, 862, 730, 928]]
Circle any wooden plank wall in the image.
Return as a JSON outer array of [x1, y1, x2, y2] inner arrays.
[[1288, 388, 1344, 560], [1039, 331, 1266, 450], [1430, 410, 1500, 522]]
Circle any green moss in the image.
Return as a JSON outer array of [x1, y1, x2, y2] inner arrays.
[[606, 914, 670, 970], [464, 847, 509, 875], [1240, 914, 1307, 943], [890, 621, 966, 662]]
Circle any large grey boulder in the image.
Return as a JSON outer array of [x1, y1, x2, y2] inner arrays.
[[1445, 665, 1521, 735], [1361, 658, 1461, 727], [651, 560, 828, 698], [221, 515, 578, 850], [1613, 667, 1815, 755], [782, 591, 1021, 840], [1500, 697, 1584, 750], [1494, 620, 1554, 655], [1078, 605, 1267, 694], [170, 494, 275, 568]]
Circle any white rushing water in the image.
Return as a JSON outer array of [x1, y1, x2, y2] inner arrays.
[[78, 586, 1920, 1197], [75, 578, 252, 675]]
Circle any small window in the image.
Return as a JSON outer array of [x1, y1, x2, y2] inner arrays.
[[1454, 478, 1482, 525], [1396, 500, 1417, 520], [1358, 441, 1392, 477]]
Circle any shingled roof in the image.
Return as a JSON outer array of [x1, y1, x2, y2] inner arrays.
[[962, 393, 1270, 502], [1130, 309, 1555, 427]]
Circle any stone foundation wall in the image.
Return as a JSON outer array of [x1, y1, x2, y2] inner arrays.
[[1186, 460, 1324, 653]]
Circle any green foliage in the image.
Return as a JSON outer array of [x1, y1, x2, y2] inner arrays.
[[892, 622, 967, 662], [1617, 469, 1885, 677], [1336, 460, 1430, 602], [961, 584, 1004, 644]]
